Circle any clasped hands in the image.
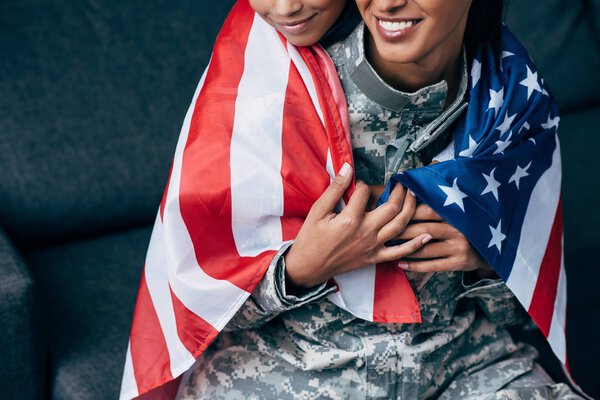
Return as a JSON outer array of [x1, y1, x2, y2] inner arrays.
[[285, 163, 494, 289]]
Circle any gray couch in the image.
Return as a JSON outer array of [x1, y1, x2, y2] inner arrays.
[[1, 0, 598, 398]]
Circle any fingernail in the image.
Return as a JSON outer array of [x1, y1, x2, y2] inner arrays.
[[339, 162, 351, 177], [408, 189, 415, 197], [397, 261, 409, 270], [421, 234, 432, 244]]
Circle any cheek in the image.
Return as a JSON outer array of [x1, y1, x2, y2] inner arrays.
[[247, 0, 262, 13], [427, 1, 472, 29], [354, 0, 371, 15], [248, 0, 274, 19]]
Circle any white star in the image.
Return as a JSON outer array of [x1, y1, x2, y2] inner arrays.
[[509, 162, 531, 189], [518, 121, 530, 135], [496, 112, 517, 136], [541, 113, 560, 131], [471, 59, 482, 88], [459, 135, 479, 158], [494, 131, 513, 155], [481, 167, 501, 201], [541, 78, 549, 96], [438, 178, 468, 212], [519, 65, 542, 100], [487, 87, 504, 117], [488, 220, 506, 253], [501, 51, 514, 71]]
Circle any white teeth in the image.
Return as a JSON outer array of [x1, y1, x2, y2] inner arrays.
[[378, 19, 416, 32]]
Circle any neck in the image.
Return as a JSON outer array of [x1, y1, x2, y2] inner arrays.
[[365, 32, 463, 106]]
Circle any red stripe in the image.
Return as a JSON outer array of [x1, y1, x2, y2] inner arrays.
[[528, 198, 563, 337], [136, 376, 181, 400], [280, 61, 331, 241], [169, 286, 220, 357], [177, 1, 269, 290], [372, 262, 421, 323], [129, 270, 173, 395], [297, 46, 355, 202]]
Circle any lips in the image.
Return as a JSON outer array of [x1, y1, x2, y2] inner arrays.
[[375, 18, 422, 40], [273, 13, 317, 35]]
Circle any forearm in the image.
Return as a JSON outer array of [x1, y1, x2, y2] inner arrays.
[[225, 242, 335, 331]]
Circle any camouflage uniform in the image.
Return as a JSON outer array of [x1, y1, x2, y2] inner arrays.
[[177, 23, 582, 400]]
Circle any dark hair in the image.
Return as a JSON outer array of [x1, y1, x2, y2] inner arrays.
[[319, 2, 362, 48], [464, 0, 504, 66]]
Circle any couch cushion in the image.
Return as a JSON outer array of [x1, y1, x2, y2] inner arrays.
[[27, 226, 151, 399], [590, 0, 600, 36], [0, 0, 235, 246], [559, 107, 600, 310], [505, 0, 600, 111], [567, 309, 600, 397], [0, 229, 45, 400], [556, 106, 600, 397]]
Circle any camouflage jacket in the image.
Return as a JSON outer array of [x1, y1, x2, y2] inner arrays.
[[176, 23, 581, 400]]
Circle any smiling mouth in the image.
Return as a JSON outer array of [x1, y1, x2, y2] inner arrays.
[[375, 18, 422, 41], [378, 19, 422, 32], [274, 13, 317, 34], [279, 14, 315, 27]]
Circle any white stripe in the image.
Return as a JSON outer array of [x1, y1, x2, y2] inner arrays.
[[230, 14, 290, 256], [506, 135, 561, 309], [328, 265, 376, 321], [287, 42, 325, 125], [325, 148, 336, 179], [119, 342, 138, 400], [145, 215, 194, 376], [325, 147, 376, 320], [325, 149, 377, 320], [326, 149, 347, 215], [547, 256, 568, 364], [161, 62, 249, 331]]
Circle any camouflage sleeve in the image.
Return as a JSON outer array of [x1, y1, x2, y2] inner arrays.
[[458, 274, 528, 328], [224, 242, 336, 331]]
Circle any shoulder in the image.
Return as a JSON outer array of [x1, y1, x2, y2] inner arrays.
[[324, 22, 365, 69]]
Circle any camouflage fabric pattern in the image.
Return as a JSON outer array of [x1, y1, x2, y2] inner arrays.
[[178, 277, 577, 399], [176, 22, 583, 400], [326, 23, 462, 185]]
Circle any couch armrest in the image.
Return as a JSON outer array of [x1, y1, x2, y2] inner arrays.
[[0, 228, 44, 400]]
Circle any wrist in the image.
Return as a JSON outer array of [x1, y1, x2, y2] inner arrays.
[[284, 248, 324, 290], [284, 251, 310, 290]]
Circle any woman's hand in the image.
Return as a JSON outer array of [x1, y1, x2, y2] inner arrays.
[[395, 204, 496, 277], [284, 163, 432, 289]]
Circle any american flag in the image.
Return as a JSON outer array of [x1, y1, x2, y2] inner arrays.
[[385, 23, 577, 393], [120, 1, 577, 398]]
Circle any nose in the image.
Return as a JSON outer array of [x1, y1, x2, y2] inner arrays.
[[374, 0, 408, 13], [274, 0, 303, 17]]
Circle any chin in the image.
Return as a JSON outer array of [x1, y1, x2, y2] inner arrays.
[[285, 35, 317, 47], [373, 41, 423, 64]]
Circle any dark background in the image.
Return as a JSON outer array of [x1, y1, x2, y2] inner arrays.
[[1, 0, 599, 399]]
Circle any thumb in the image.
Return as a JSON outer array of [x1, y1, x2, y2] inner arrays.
[[310, 162, 353, 218]]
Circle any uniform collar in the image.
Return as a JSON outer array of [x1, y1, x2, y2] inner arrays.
[[345, 23, 468, 115]]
